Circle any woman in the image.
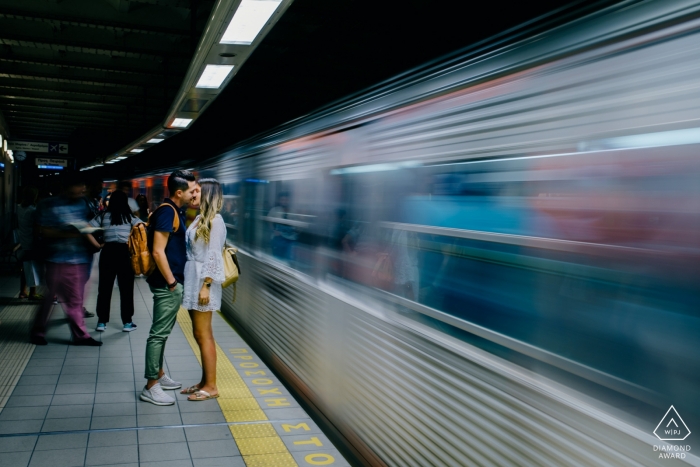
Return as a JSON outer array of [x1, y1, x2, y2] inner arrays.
[[87, 190, 143, 332], [180, 179, 226, 401], [17, 186, 42, 300], [135, 194, 149, 222]]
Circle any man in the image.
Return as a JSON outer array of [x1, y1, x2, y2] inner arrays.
[[118, 181, 141, 217], [140, 170, 197, 406], [30, 177, 102, 346]]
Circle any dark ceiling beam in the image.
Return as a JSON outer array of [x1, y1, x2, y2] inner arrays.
[[7, 116, 140, 129], [0, 104, 160, 121], [0, 33, 190, 60], [0, 83, 170, 104], [0, 69, 176, 89], [0, 9, 191, 38], [0, 89, 170, 109], [3, 109, 141, 125], [0, 57, 167, 78], [0, 102, 162, 118]]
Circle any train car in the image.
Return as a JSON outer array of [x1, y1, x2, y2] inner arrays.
[[134, 1, 700, 465]]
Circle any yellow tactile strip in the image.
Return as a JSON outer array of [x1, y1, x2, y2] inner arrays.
[[176, 307, 299, 466], [0, 301, 39, 412]]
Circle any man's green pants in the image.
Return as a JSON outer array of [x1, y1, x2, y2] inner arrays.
[[145, 284, 183, 380]]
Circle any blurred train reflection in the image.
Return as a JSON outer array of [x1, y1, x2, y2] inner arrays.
[[129, 1, 700, 464]]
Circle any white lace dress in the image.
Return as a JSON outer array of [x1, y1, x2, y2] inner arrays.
[[182, 214, 227, 312]]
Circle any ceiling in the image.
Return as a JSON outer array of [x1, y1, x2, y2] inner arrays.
[[0, 0, 215, 160], [0, 0, 619, 175]]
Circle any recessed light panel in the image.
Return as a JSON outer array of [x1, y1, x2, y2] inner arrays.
[[171, 118, 193, 128], [220, 0, 282, 45], [196, 65, 235, 89], [130, 149, 144, 153], [147, 138, 164, 144]]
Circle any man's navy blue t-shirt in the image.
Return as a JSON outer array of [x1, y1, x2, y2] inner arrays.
[[146, 198, 187, 288]]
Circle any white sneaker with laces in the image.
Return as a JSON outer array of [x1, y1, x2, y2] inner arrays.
[[140, 383, 175, 406], [158, 374, 182, 390]]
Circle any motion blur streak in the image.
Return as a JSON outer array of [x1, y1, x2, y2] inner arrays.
[[131, 1, 700, 465]]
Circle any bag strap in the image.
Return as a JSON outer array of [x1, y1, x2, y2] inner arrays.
[[149, 203, 180, 233]]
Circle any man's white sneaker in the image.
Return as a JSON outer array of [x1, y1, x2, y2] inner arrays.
[[158, 374, 182, 390], [140, 383, 175, 406]]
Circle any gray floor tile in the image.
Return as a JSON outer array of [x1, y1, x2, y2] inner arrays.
[[95, 392, 137, 404], [184, 426, 234, 442], [91, 402, 136, 417], [0, 435, 37, 452], [28, 447, 86, 467], [34, 432, 88, 451], [192, 458, 245, 467], [5, 395, 53, 408], [180, 412, 225, 425], [0, 406, 49, 420], [177, 400, 222, 413], [138, 427, 186, 445], [187, 439, 240, 459], [16, 374, 59, 386], [88, 430, 137, 447], [90, 415, 136, 429], [138, 413, 182, 427], [85, 445, 139, 466], [60, 366, 98, 376], [139, 442, 192, 462], [41, 417, 91, 432], [96, 382, 134, 393], [54, 383, 96, 395], [137, 401, 180, 415], [0, 450, 32, 467], [98, 358, 133, 366], [57, 373, 97, 385], [0, 419, 44, 434], [63, 358, 99, 366], [97, 372, 134, 384], [98, 365, 134, 374], [140, 461, 193, 467], [24, 360, 61, 368], [8, 385, 55, 396], [51, 393, 95, 406], [21, 366, 62, 376], [46, 404, 93, 419]]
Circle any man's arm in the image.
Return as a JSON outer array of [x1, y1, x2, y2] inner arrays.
[[152, 230, 176, 289]]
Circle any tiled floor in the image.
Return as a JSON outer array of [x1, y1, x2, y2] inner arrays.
[[0, 265, 349, 467]]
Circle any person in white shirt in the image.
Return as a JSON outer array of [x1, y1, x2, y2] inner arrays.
[[87, 190, 143, 332]]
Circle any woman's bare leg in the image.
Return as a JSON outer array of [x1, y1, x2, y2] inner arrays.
[[189, 310, 217, 398]]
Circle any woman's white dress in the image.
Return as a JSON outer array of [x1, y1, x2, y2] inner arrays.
[[182, 214, 227, 312]]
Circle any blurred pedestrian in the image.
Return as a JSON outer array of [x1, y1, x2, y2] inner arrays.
[[135, 194, 150, 222], [87, 190, 144, 333], [180, 179, 226, 401], [17, 186, 42, 300], [118, 181, 140, 217], [30, 177, 102, 346]]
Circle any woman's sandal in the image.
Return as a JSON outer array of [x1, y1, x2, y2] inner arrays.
[[188, 390, 219, 401], [180, 385, 201, 395]]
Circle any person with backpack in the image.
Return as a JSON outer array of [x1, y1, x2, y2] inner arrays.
[[17, 186, 42, 301], [179, 179, 227, 401], [87, 190, 143, 332], [140, 170, 198, 406]]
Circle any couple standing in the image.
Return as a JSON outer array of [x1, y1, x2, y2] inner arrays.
[[140, 170, 227, 405]]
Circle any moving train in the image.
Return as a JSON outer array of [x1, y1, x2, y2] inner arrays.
[[129, 1, 700, 465]]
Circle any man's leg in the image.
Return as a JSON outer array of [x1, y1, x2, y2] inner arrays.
[[144, 284, 182, 388], [31, 262, 59, 339], [115, 247, 135, 325], [60, 264, 92, 341]]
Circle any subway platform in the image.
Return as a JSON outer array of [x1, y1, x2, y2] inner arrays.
[[0, 270, 350, 467]]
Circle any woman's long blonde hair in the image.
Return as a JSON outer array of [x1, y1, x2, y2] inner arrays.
[[195, 178, 223, 244]]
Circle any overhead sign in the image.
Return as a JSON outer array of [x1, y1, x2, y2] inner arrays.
[[35, 158, 68, 167], [9, 141, 69, 154]]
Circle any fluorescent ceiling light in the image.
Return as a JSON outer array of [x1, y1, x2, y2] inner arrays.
[[171, 118, 193, 128], [220, 0, 282, 45], [196, 65, 234, 89], [106, 161, 116, 164], [130, 149, 144, 153], [147, 138, 164, 143]]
